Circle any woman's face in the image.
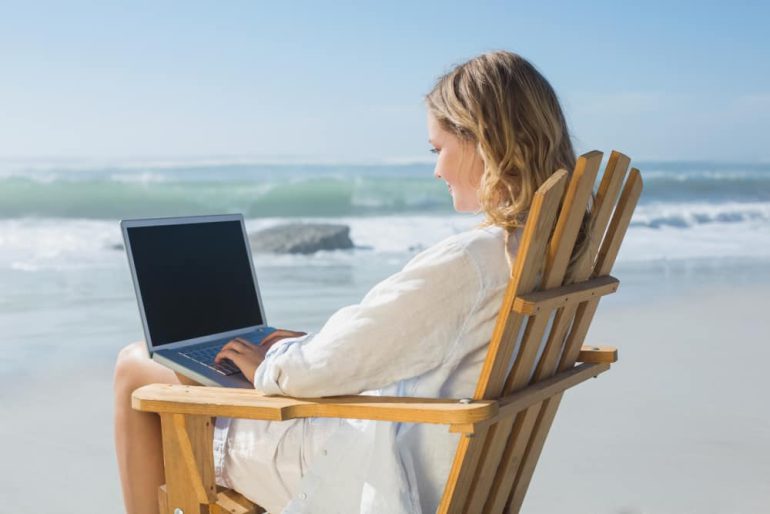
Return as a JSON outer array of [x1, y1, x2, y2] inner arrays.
[[427, 111, 484, 213]]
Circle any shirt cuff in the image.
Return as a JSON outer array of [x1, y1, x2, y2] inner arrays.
[[254, 332, 314, 392]]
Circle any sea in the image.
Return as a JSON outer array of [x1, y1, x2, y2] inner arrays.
[[1, 159, 769, 376]]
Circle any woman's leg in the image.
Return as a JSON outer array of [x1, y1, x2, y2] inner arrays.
[[113, 341, 184, 514]]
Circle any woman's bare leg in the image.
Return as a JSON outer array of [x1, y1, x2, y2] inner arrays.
[[113, 341, 196, 514]]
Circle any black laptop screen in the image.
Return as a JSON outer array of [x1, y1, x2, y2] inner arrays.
[[127, 220, 264, 346]]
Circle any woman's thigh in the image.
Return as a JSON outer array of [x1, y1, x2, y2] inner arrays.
[[219, 417, 343, 514]]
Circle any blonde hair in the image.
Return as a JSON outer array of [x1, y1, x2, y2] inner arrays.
[[424, 50, 592, 279]]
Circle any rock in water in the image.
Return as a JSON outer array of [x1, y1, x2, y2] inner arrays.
[[249, 223, 354, 254]]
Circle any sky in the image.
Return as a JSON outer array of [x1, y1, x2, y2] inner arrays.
[[1, 0, 768, 163]]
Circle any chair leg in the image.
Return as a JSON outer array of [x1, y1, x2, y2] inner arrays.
[[158, 413, 218, 513], [156, 412, 266, 514]]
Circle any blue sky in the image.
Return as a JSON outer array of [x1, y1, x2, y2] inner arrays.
[[1, 0, 768, 163]]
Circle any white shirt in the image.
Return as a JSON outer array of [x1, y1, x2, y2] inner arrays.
[[223, 225, 520, 514]]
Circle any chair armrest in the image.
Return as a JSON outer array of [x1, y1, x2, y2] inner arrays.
[[132, 386, 498, 426], [132, 362, 611, 434], [577, 345, 617, 363]]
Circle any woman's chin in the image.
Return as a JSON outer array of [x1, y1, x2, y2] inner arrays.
[[452, 198, 481, 214]]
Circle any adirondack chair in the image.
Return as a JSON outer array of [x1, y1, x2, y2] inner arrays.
[[132, 149, 643, 514]]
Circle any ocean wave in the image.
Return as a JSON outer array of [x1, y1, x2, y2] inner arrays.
[[640, 175, 770, 202], [2, 210, 769, 273], [632, 202, 770, 229], [0, 215, 479, 272], [1, 162, 769, 216], [0, 176, 453, 219]]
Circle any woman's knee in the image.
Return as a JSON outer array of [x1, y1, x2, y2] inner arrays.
[[114, 341, 145, 392], [113, 341, 165, 396]]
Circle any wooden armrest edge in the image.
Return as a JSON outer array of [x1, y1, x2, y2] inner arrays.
[[132, 386, 498, 426]]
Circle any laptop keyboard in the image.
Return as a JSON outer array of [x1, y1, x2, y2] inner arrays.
[[180, 341, 241, 375], [178, 327, 276, 376]]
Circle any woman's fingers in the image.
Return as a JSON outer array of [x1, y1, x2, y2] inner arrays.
[[215, 339, 253, 366], [258, 329, 307, 347], [215, 349, 252, 377], [215, 348, 241, 364], [276, 329, 308, 338], [214, 347, 261, 385], [212, 335, 273, 385], [258, 332, 285, 346], [218, 338, 254, 356]]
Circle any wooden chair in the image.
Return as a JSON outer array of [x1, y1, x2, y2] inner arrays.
[[132, 149, 643, 514]]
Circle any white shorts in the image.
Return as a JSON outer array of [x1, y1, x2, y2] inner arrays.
[[213, 415, 343, 514]]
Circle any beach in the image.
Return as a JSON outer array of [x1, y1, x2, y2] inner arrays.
[[1, 161, 769, 512]]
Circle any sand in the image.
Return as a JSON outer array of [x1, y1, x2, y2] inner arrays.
[[1, 280, 768, 513], [525, 283, 770, 514]]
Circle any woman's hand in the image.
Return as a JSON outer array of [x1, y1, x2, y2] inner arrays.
[[215, 329, 307, 384]]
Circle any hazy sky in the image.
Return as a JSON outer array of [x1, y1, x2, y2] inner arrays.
[[1, 0, 768, 163]]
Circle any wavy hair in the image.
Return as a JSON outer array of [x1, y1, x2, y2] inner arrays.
[[424, 50, 592, 280]]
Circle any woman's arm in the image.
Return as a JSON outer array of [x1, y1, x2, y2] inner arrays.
[[251, 240, 484, 397]]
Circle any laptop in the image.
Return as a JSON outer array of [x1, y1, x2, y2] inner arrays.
[[121, 213, 285, 388]]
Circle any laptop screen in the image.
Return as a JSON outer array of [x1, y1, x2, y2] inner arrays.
[[126, 219, 265, 346]]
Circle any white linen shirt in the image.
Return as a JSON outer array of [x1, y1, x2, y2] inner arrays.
[[218, 224, 522, 514]]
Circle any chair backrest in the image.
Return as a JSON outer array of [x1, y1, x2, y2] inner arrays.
[[437, 150, 643, 514]]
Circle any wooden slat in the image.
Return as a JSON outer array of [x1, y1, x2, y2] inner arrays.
[[562, 168, 642, 369], [437, 170, 569, 514], [511, 274, 619, 315], [505, 164, 642, 513], [133, 386, 497, 425], [474, 169, 571, 400], [594, 168, 644, 277], [474, 151, 608, 514], [545, 151, 605, 285], [571, 151, 632, 280], [448, 362, 609, 434]]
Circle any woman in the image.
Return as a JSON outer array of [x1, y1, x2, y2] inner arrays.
[[113, 50, 589, 514]]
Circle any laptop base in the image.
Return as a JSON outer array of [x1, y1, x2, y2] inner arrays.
[[153, 351, 254, 389]]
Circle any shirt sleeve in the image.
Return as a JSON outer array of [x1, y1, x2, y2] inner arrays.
[[252, 239, 484, 397]]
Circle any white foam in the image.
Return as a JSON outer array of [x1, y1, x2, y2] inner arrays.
[[108, 171, 171, 184], [633, 201, 770, 228], [245, 214, 484, 254], [621, 220, 770, 261], [643, 169, 770, 181], [2, 210, 769, 272], [0, 218, 122, 271]]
